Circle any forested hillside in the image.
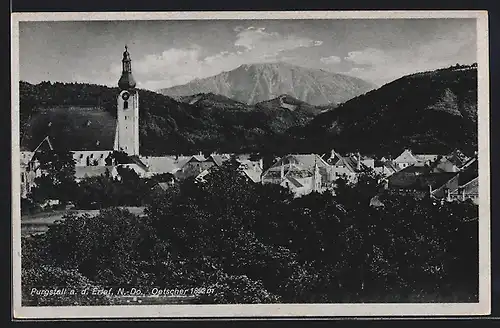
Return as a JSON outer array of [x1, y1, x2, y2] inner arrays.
[[291, 64, 478, 157], [19, 82, 320, 155]]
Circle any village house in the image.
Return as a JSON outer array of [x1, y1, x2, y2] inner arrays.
[[386, 152, 478, 203], [430, 149, 472, 173], [194, 155, 264, 184], [393, 149, 440, 170], [261, 154, 329, 197], [19, 47, 241, 197], [19, 137, 55, 198], [177, 153, 229, 180], [430, 157, 478, 204], [236, 157, 264, 183], [373, 159, 400, 178], [325, 149, 375, 183], [19, 47, 481, 208]]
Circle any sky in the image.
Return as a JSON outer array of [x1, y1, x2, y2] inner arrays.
[[18, 19, 477, 90]]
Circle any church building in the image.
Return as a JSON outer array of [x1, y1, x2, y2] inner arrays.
[[115, 45, 140, 156], [19, 46, 265, 198]]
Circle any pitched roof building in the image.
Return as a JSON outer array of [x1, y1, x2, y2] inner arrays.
[[261, 154, 328, 197]]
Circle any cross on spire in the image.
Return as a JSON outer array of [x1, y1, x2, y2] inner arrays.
[[125, 44, 128, 51]]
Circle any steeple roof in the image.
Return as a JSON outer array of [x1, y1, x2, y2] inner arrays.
[[118, 45, 137, 90]]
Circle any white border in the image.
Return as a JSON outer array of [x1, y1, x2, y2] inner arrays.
[[11, 10, 490, 319]]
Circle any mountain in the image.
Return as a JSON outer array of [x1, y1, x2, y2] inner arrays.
[[157, 62, 375, 106], [19, 82, 321, 156], [255, 94, 321, 115], [291, 63, 479, 157], [177, 93, 253, 111]]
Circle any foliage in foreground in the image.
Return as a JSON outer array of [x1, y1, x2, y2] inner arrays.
[[22, 163, 479, 305]]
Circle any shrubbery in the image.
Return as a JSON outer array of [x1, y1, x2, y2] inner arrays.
[[21, 162, 479, 305]]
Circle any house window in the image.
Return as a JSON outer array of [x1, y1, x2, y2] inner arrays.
[[124, 101, 128, 109]]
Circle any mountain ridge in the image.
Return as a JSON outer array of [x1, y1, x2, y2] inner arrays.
[[158, 62, 376, 106], [290, 63, 478, 157]]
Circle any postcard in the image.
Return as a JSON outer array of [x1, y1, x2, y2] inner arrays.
[[11, 10, 490, 319]]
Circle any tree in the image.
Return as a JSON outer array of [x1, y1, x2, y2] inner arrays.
[[31, 148, 76, 205], [43, 208, 157, 288]]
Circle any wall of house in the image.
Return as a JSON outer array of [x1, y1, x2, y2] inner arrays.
[[330, 166, 357, 182], [281, 177, 313, 198], [179, 161, 215, 179], [20, 159, 40, 198]]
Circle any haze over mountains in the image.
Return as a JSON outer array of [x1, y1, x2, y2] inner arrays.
[[158, 62, 376, 106]]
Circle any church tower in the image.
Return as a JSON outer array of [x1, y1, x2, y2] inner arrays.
[[114, 45, 139, 156]]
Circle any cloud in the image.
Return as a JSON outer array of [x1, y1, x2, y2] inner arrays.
[[132, 47, 202, 75], [234, 26, 322, 52], [344, 48, 392, 66], [342, 35, 477, 86], [320, 55, 342, 65], [115, 26, 324, 89]]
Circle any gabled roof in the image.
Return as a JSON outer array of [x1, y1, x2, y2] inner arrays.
[[194, 169, 211, 183], [156, 182, 171, 191], [33, 136, 54, 153], [191, 154, 207, 162], [242, 169, 262, 183], [383, 161, 399, 172], [130, 155, 149, 172], [459, 176, 478, 192], [460, 156, 478, 171], [140, 156, 191, 174], [289, 154, 330, 168], [209, 154, 227, 167], [394, 149, 418, 163], [284, 176, 303, 188], [332, 154, 367, 173]]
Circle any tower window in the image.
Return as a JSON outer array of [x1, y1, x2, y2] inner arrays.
[[125, 116, 127, 120], [124, 101, 128, 109]]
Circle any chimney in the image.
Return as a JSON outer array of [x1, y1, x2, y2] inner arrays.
[[280, 163, 284, 180], [428, 184, 433, 196], [357, 152, 361, 171]]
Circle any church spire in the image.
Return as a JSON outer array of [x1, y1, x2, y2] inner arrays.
[[118, 45, 136, 90]]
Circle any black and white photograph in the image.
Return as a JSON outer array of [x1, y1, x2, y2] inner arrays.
[[11, 11, 490, 318]]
